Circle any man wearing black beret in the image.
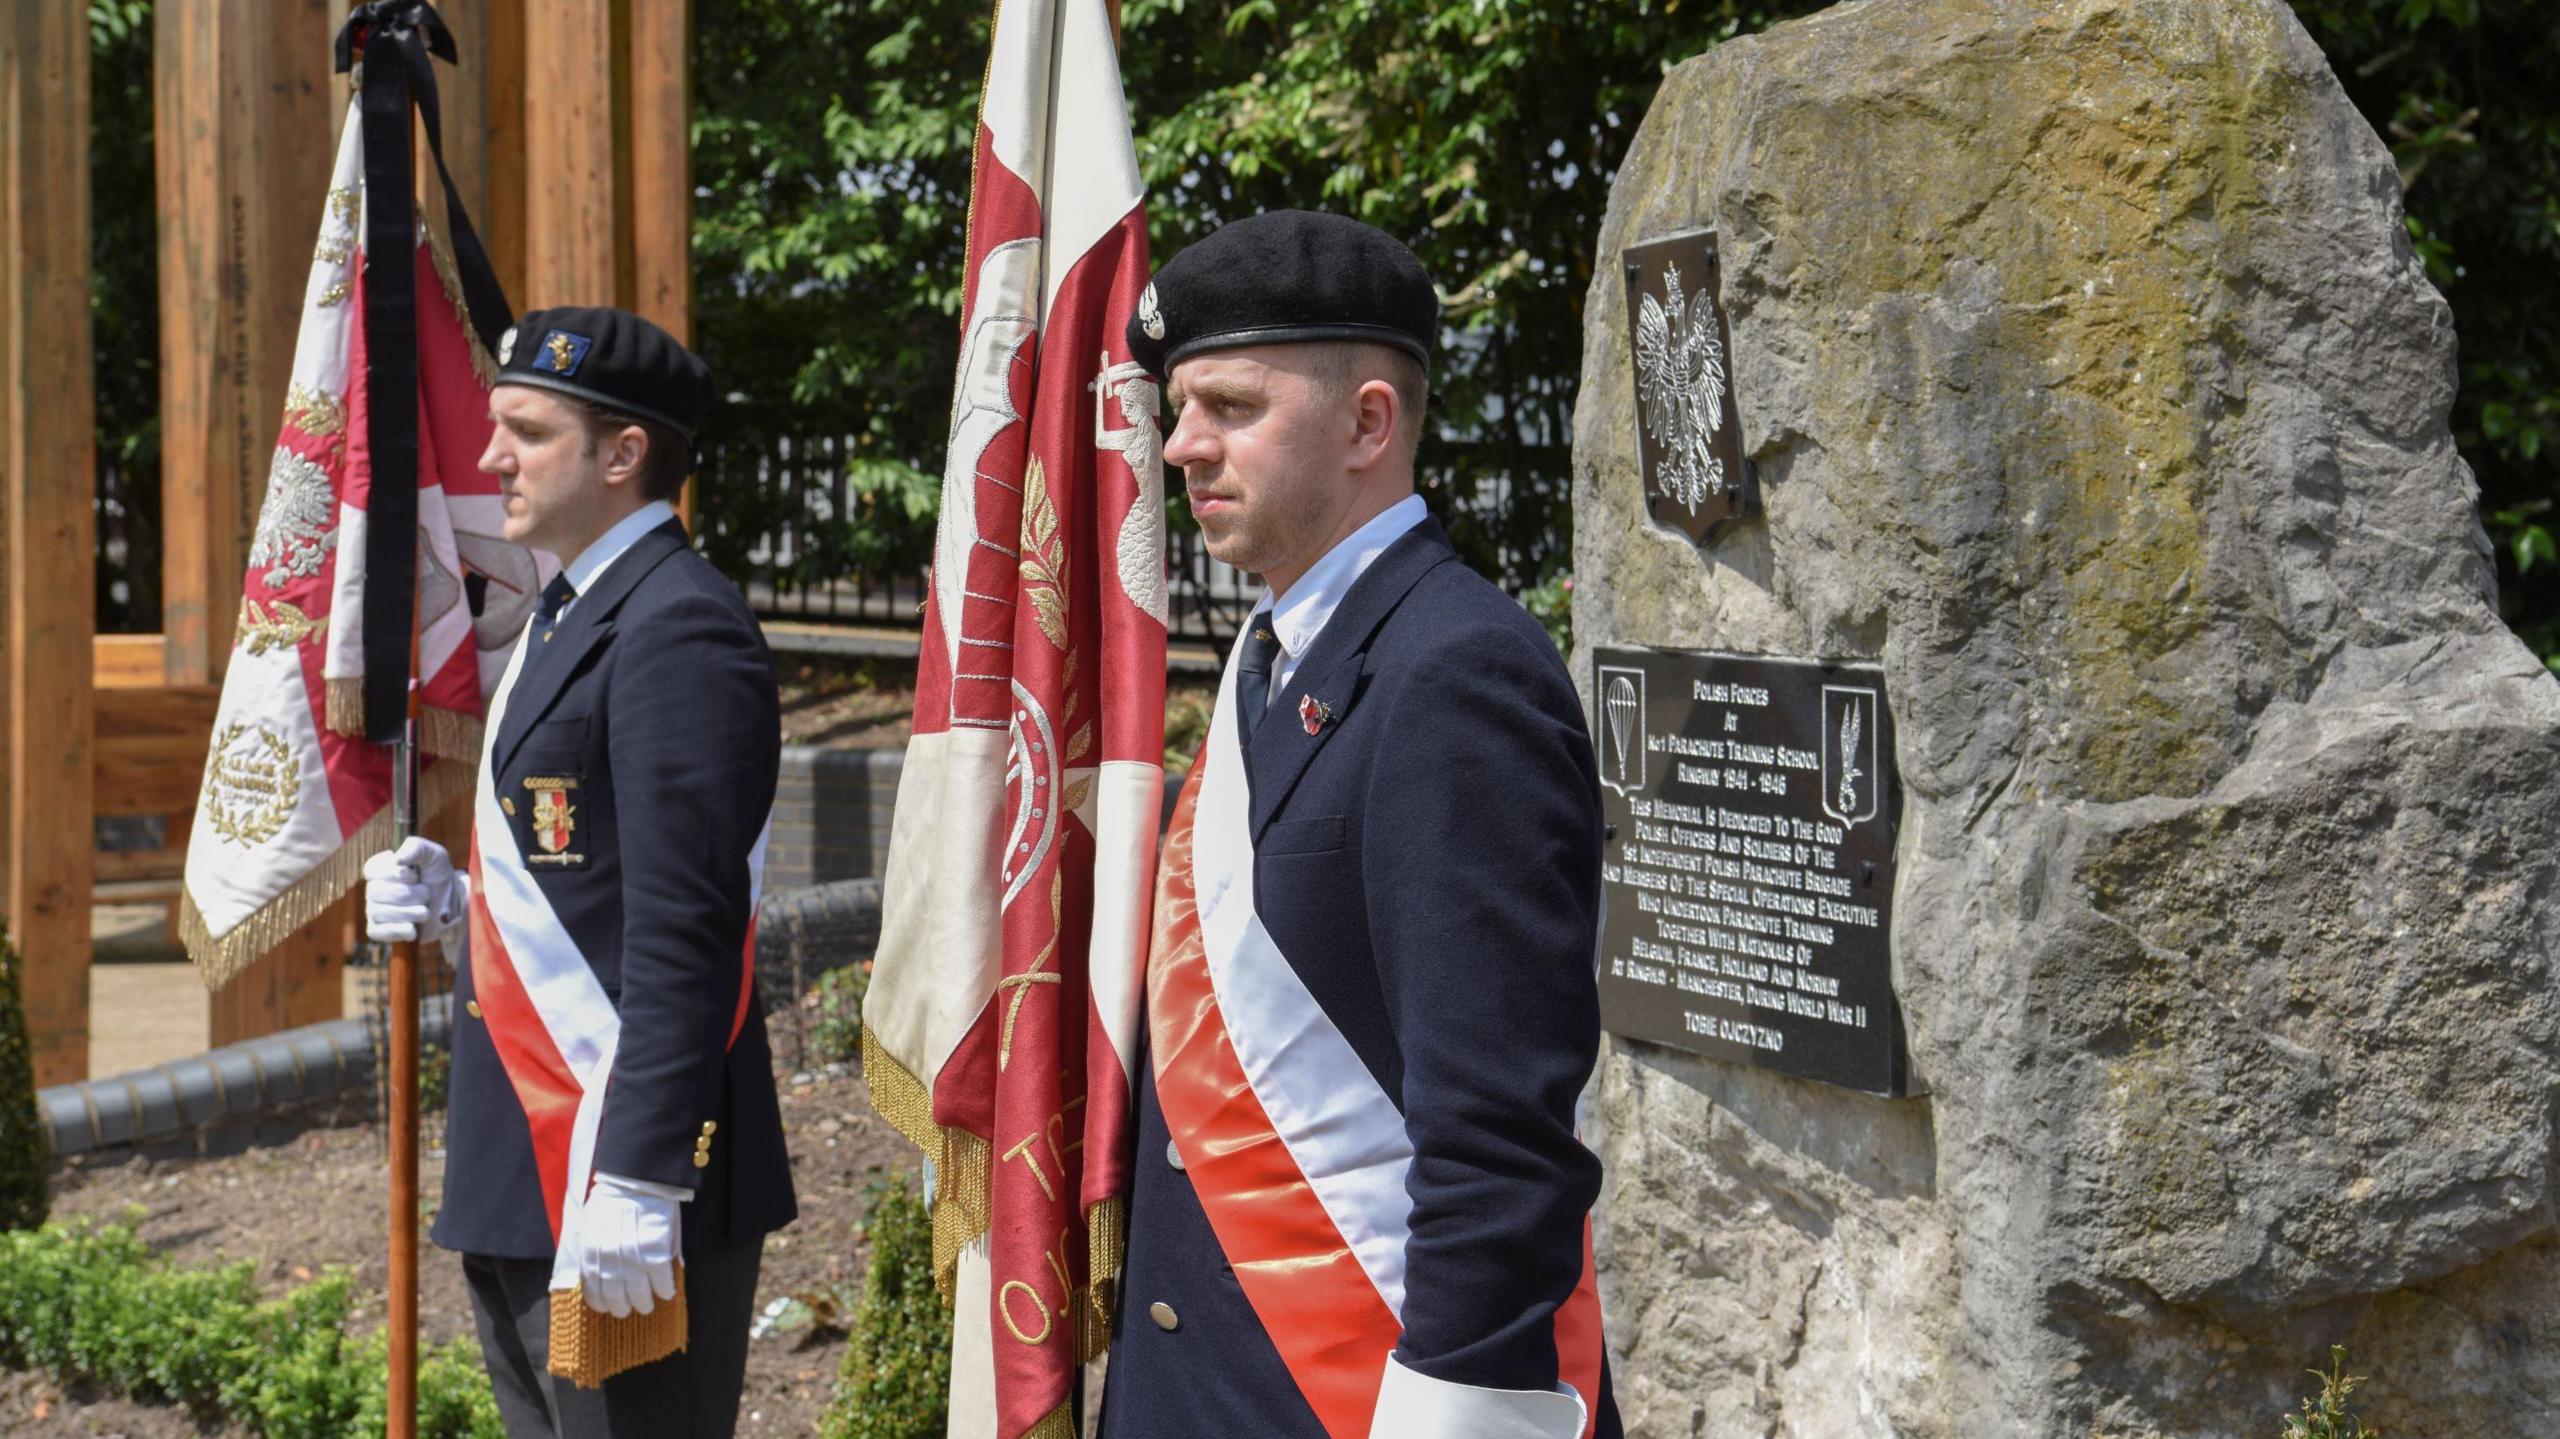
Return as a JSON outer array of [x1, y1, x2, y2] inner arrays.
[[1102, 210, 1619, 1439], [361, 305, 793, 1436]]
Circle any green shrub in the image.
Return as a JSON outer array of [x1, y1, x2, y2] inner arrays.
[[2282, 1346, 2381, 1439], [807, 962, 871, 1067], [0, 921, 49, 1231], [821, 1175, 952, 1439], [0, 1219, 501, 1437]]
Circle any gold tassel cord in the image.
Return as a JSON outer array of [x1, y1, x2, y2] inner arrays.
[[547, 1268, 689, 1388], [862, 1025, 993, 1302], [1081, 1193, 1126, 1362], [182, 753, 478, 991]]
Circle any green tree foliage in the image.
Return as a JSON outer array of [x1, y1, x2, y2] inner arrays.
[[820, 1175, 952, 1439], [692, 0, 2558, 668], [0, 923, 48, 1233]]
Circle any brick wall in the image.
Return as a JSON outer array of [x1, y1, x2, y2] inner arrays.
[[764, 746, 905, 893]]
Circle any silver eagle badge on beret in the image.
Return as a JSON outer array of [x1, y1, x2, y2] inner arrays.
[[1138, 282, 1165, 341]]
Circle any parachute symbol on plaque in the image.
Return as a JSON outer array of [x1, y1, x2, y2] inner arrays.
[[1598, 665, 1646, 798], [1822, 685, 1880, 828]]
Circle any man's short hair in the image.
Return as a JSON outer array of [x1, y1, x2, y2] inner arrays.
[[568, 398, 691, 503], [1306, 341, 1429, 463]]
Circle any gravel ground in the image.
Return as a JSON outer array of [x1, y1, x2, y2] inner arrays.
[[2, 1052, 914, 1437]]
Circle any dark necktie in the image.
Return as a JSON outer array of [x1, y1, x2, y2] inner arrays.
[[1234, 621, 1285, 753], [536, 573, 577, 639]]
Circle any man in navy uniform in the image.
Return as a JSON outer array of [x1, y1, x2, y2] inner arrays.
[[363, 306, 793, 1438], [1101, 211, 1618, 1438]]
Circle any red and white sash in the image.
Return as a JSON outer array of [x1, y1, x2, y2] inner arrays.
[[1146, 643, 1605, 1439], [463, 628, 766, 1293]]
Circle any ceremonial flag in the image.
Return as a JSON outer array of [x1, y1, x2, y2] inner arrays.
[[861, 0, 1164, 1433], [182, 5, 531, 988]]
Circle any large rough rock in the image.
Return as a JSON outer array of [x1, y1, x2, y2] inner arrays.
[[1570, 2, 2560, 1434]]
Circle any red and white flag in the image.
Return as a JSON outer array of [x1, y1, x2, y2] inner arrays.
[[182, 84, 542, 987], [861, 0, 1163, 1432]]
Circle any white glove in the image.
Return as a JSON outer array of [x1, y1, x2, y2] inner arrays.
[[577, 1172, 684, 1317], [362, 836, 466, 944]]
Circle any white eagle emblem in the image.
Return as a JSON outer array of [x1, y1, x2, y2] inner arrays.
[[496, 325, 517, 366], [1632, 261, 1729, 513], [247, 447, 339, 590], [1138, 282, 1165, 341]]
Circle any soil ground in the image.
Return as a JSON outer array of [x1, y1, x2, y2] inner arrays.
[[3, 1042, 910, 1437]]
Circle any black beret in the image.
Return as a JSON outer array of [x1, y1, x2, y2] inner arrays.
[[1127, 210, 1438, 378], [494, 305, 712, 437]]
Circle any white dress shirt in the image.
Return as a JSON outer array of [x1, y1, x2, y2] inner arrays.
[[547, 498, 679, 628], [1248, 493, 1429, 704]]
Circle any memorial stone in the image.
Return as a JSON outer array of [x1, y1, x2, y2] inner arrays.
[[1571, 1, 2560, 1434]]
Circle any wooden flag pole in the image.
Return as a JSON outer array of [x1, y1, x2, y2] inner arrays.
[[387, 603, 426, 1438]]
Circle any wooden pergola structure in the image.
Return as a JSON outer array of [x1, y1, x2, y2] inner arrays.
[[0, 0, 693, 1085]]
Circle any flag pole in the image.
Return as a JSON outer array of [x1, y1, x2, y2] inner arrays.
[[386, 595, 425, 1439]]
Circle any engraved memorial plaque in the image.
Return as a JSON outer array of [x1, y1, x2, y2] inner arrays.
[[1621, 230, 1753, 544], [1592, 645, 1914, 1096]]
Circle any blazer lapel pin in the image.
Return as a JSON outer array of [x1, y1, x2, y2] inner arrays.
[[1299, 693, 1333, 736]]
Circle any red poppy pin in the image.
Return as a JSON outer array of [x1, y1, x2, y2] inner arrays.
[[1299, 694, 1333, 736]]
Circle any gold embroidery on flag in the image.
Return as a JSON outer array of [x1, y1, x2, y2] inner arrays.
[[201, 724, 300, 847], [283, 382, 346, 438], [182, 750, 477, 990], [317, 278, 353, 308], [1018, 456, 1069, 650], [236, 599, 325, 656], [996, 874, 1066, 1073]]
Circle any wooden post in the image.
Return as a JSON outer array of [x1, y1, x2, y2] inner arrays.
[[523, 0, 619, 309], [2, 0, 99, 1086], [156, 0, 341, 688], [627, 0, 692, 525]]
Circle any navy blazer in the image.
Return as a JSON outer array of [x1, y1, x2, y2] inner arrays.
[[433, 519, 797, 1261], [1101, 518, 1618, 1437]]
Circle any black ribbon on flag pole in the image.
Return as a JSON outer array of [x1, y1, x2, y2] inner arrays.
[[334, 1, 515, 743]]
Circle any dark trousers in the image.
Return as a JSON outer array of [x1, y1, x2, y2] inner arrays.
[[460, 1243, 763, 1439]]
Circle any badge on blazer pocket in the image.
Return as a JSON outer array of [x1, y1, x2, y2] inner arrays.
[[520, 775, 587, 867]]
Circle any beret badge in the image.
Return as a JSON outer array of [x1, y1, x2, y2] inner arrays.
[[1138, 283, 1165, 341], [538, 330, 593, 377]]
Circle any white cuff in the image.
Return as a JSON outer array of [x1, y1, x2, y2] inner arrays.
[[594, 1170, 695, 1204], [1367, 1351, 1586, 1439]]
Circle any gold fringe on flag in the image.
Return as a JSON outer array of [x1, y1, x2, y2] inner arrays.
[[423, 216, 499, 387], [181, 749, 478, 991], [1021, 1401, 1079, 1439], [325, 678, 366, 737], [420, 705, 484, 762], [862, 1024, 992, 1301], [547, 1268, 688, 1388]]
